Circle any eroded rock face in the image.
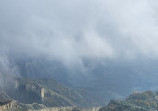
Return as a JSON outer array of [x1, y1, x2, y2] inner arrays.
[[7, 78, 100, 107], [0, 91, 21, 111], [28, 107, 100, 111], [0, 78, 101, 111], [0, 101, 17, 110], [0, 91, 11, 106]]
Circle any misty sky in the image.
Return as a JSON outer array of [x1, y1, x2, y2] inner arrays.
[[1, 0, 158, 63], [1, 0, 158, 98], [1, 0, 158, 86]]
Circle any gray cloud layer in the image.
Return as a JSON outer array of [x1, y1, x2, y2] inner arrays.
[[0, 0, 158, 64], [0, 49, 19, 88]]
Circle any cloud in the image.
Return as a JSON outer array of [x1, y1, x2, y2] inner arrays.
[[1, 0, 158, 97], [0, 48, 19, 88], [104, 0, 158, 58], [0, 0, 158, 65], [0, 0, 116, 64]]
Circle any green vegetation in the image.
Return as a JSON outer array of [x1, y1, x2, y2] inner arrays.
[[18, 103, 46, 110], [5, 78, 98, 110], [99, 91, 158, 111]]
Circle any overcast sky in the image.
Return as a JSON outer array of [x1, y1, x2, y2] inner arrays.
[[1, 0, 158, 96], [0, 0, 158, 65]]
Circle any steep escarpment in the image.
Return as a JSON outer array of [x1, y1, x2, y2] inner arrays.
[[0, 91, 100, 111], [0, 91, 21, 111], [0, 78, 99, 110]]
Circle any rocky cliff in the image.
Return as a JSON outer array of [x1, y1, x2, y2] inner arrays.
[[28, 107, 100, 111], [0, 78, 100, 111]]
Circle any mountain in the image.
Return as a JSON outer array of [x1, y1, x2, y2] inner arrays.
[[1, 77, 100, 110], [15, 58, 158, 102], [0, 91, 11, 106], [13, 58, 158, 108], [99, 90, 158, 111], [15, 59, 106, 104]]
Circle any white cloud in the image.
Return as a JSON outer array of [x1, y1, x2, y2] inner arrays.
[[105, 0, 158, 58], [0, 0, 158, 64]]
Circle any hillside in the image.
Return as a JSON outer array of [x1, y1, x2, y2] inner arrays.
[[99, 91, 158, 111], [0, 91, 11, 106], [1, 78, 99, 110]]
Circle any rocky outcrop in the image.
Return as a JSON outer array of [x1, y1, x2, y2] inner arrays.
[[0, 101, 18, 111], [0, 102, 12, 110], [8, 78, 100, 107], [0, 91, 14, 111], [0, 78, 101, 110], [28, 107, 100, 111], [0, 91, 11, 106]]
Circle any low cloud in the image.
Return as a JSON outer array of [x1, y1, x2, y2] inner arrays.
[[0, 0, 158, 64], [1, 0, 158, 97], [0, 48, 19, 88]]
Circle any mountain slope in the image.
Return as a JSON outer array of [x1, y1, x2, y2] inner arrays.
[[4, 78, 99, 108], [0, 91, 11, 105], [99, 91, 158, 111]]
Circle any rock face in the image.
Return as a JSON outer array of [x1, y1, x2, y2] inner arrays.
[[28, 107, 100, 111], [0, 91, 19, 111], [0, 88, 100, 111], [99, 91, 158, 111], [28, 107, 74, 111], [2, 78, 99, 110], [0, 101, 18, 111], [0, 91, 12, 109], [0, 102, 12, 110], [41, 88, 45, 98], [0, 91, 11, 105], [0, 78, 101, 111]]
